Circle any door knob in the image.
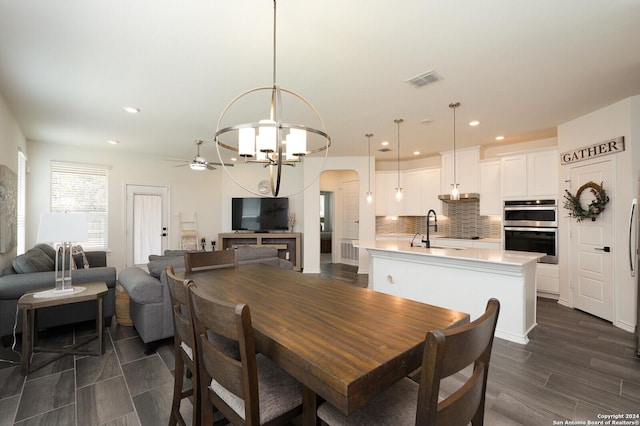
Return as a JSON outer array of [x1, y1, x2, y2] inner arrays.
[[595, 246, 611, 252]]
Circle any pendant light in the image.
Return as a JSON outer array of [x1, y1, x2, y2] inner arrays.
[[365, 133, 374, 204], [449, 102, 460, 200], [394, 119, 404, 201], [214, 0, 331, 197]]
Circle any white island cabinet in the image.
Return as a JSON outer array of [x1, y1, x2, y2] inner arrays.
[[355, 240, 543, 344]]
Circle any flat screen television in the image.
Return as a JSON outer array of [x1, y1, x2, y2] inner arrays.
[[231, 197, 289, 232]]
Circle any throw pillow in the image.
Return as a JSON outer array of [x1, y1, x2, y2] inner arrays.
[[33, 243, 57, 261], [12, 247, 55, 273], [71, 245, 90, 268], [147, 256, 185, 279]]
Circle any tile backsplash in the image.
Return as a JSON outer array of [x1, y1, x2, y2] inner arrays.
[[376, 201, 502, 239]]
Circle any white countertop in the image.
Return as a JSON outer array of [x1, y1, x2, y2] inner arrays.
[[355, 239, 542, 266]]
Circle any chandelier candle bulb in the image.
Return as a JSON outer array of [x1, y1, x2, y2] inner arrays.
[[285, 128, 306, 160], [239, 127, 256, 157], [258, 120, 277, 152]]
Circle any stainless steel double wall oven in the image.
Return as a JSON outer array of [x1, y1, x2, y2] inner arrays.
[[504, 199, 558, 264]]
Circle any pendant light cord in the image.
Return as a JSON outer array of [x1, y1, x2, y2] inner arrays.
[[366, 133, 373, 193], [273, 0, 278, 86], [453, 105, 456, 184], [394, 119, 403, 187], [449, 102, 460, 187], [397, 122, 400, 187]]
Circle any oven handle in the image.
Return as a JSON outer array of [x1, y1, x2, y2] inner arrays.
[[504, 227, 558, 232], [504, 206, 558, 211]]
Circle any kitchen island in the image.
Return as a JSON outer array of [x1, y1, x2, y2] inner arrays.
[[355, 240, 543, 344]]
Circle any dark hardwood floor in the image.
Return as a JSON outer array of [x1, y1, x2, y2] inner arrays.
[[1, 263, 638, 425]]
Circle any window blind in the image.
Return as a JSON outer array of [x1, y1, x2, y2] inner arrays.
[[50, 162, 109, 250]]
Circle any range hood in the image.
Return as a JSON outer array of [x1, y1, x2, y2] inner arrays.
[[438, 193, 480, 203]]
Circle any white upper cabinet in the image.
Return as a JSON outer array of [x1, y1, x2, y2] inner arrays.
[[501, 148, 558, 199], [403, 168, 442, 216], [479, 159, 502, 215], [440, 147, 479, 195], [500, 155, 527, 198], [421, 168, 442, 215], [375, 172, 403, 216], [375, 168, 442, 216], [527, 149, 558, 198], [402, 170, 423, 216]]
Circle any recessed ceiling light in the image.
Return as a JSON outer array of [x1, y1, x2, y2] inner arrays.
[[107, 139, 119, 145], [420, 118, 432, 124], [123, 106, 140, 114], [469, 120, 480, 126], [230, 157, 238, 162], [381, 141, 389, 146], [413, 151, 420, 155], [495, 135, 505, 141]]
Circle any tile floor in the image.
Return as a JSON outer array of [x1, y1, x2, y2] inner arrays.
[[0, 319, 187, 426]]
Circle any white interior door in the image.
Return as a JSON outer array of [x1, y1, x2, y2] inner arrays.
[[339, 180, 359, 265], [126, 185, 169, 267], [569, 160, 614, 321]]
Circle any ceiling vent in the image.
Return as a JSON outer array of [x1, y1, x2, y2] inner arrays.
[[378, 148, 391, 152], [406, 70, 442, 88]]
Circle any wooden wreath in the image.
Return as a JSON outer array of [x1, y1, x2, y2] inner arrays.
[[563, 181, 609, 222]]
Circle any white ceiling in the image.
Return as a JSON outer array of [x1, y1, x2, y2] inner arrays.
[[1, 0, 639, 164]]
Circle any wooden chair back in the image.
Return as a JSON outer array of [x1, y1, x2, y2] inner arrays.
[[189, 284, 260, 425], [166, 266, 196, 352], [416, 298, 500, 426], [165, 266, 199, 426], [184, 249, 238, 273]]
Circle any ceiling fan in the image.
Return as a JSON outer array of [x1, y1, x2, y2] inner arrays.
[[167, 140, 234, 171]]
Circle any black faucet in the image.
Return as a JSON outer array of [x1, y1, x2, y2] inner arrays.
[[422, 209, 438, 248]]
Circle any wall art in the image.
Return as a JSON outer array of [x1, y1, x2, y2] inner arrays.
[[0, 164, 17, 253]]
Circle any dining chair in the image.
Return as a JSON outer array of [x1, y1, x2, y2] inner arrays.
[[188, 284, 303, 425], [166, 266, 200, 426], [184, 249, 238, 273], [317, 298, 501, 426]]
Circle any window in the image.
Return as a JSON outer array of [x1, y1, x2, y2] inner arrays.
[[17, 150, 26, 254], [50, 162, 109, 250]]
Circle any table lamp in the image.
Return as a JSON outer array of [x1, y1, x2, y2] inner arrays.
[[37, 212, 88, 293]]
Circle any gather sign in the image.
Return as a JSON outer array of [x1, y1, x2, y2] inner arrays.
[[560, 136, 625, 165]]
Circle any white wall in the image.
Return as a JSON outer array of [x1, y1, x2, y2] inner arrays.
[[0, 93, 27, 272], [303, 156, 375, 274], [22, 138, 371, 274], [558, 95, 640, 332], [26, 140, 223, 272]]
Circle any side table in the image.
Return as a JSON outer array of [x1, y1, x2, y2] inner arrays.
[[18, 281, 108, 376]]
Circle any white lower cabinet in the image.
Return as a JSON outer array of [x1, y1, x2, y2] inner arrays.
[[536, 263, 559, 297]]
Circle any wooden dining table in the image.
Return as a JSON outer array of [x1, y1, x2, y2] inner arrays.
[[181, 264, 469, 425]]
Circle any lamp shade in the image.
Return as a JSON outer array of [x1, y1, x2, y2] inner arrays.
[[37, 212, 88, 244]]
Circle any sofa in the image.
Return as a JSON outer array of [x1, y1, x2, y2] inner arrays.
[[117, 246, 293, 350], [0, 244, 117, 343]]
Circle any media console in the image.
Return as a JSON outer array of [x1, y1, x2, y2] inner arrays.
[[218, 232, 302, 271]]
